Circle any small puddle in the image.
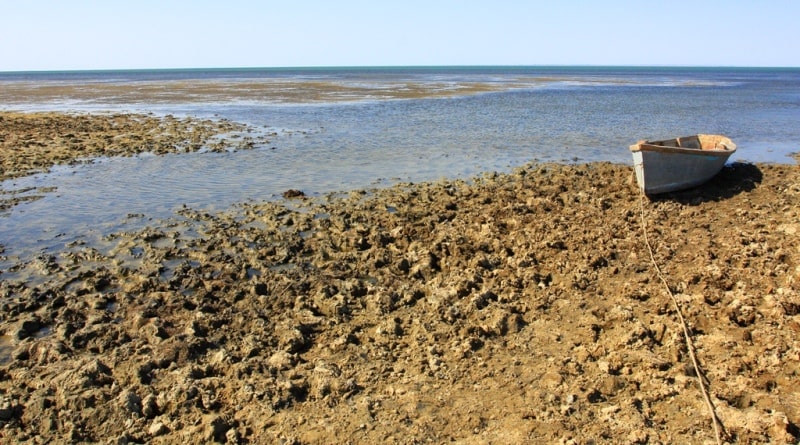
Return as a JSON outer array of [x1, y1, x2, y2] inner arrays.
[[34, 326, 53, 339], [0, 326, 53, 365], [269, 263, 297, 272], [0, 335, 13, 365]]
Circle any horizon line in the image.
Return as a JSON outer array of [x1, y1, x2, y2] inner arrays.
[[2, 64, 799, 75]]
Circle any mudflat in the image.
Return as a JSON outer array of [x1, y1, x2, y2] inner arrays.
[[0, 111, 264, 212], [0, 112, 798, 444]]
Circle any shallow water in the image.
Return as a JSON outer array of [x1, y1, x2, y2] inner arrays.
[[1, 67, 799, 270]]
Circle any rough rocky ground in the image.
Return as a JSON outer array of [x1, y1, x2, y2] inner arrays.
[[0, 112, 799, 444]]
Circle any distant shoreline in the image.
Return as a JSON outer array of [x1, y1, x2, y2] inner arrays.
[[3, 64, 800, 76]]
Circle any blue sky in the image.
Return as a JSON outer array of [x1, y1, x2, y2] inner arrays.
[[2, 0, 798, 71]]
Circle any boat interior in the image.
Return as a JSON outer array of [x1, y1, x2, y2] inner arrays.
[[652, 134, 734, 151]]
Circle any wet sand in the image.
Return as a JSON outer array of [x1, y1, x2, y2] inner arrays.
[[0, 78, 520, 106], [0, 112, 799, 444], [0, 112, 261, 181]]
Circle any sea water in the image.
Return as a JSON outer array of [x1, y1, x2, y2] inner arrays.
[[1, 66, 799, 268]]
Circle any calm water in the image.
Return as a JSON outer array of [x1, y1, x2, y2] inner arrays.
[[1, 66, 799, 269]]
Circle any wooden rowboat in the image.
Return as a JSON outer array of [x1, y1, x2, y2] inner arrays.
[[629, 134, 736, 195]]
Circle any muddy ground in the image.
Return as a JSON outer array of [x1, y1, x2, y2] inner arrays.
[[0, 112, 799, 444], [0, 111, 266, 212]]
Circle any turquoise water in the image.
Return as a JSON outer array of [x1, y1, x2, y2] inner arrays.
[[0, 66, 798, 268]]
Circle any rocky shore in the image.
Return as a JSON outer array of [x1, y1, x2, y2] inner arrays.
[[1, 112, 799, 444]]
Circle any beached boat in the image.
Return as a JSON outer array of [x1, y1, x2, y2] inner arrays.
[[629, 134, 736, 195]]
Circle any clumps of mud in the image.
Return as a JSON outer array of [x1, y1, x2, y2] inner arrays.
[[0, 159, 798, 443], [0, 111, 264, 181], [0, 111, 270, 213]]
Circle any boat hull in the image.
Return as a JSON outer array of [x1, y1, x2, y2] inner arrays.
[[630, 134, 736, 195]]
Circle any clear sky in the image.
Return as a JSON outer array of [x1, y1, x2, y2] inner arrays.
[[2, 0, 798, 71]]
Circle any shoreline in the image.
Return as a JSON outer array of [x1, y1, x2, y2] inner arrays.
[[0, 111, 799, 443], [0, 111, 263, 183], [0, 111, 268, 216]]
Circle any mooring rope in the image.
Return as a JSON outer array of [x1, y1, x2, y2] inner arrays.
[[637, 191, 727, 445]]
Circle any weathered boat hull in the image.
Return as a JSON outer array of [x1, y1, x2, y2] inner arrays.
[[629, 134, 736, 195]]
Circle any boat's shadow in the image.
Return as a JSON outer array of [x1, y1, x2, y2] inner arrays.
[[648, 162, 763, 204]]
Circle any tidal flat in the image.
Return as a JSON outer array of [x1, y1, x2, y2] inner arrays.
[[0, 111, 799, 443]]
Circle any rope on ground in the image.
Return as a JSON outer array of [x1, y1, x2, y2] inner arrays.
[[637, 191, 727, 445]]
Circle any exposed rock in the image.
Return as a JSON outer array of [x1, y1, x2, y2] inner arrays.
[[0, 112, 798, 444]]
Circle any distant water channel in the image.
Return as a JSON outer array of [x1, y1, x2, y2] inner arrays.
[[1, 66, 798, 270]]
